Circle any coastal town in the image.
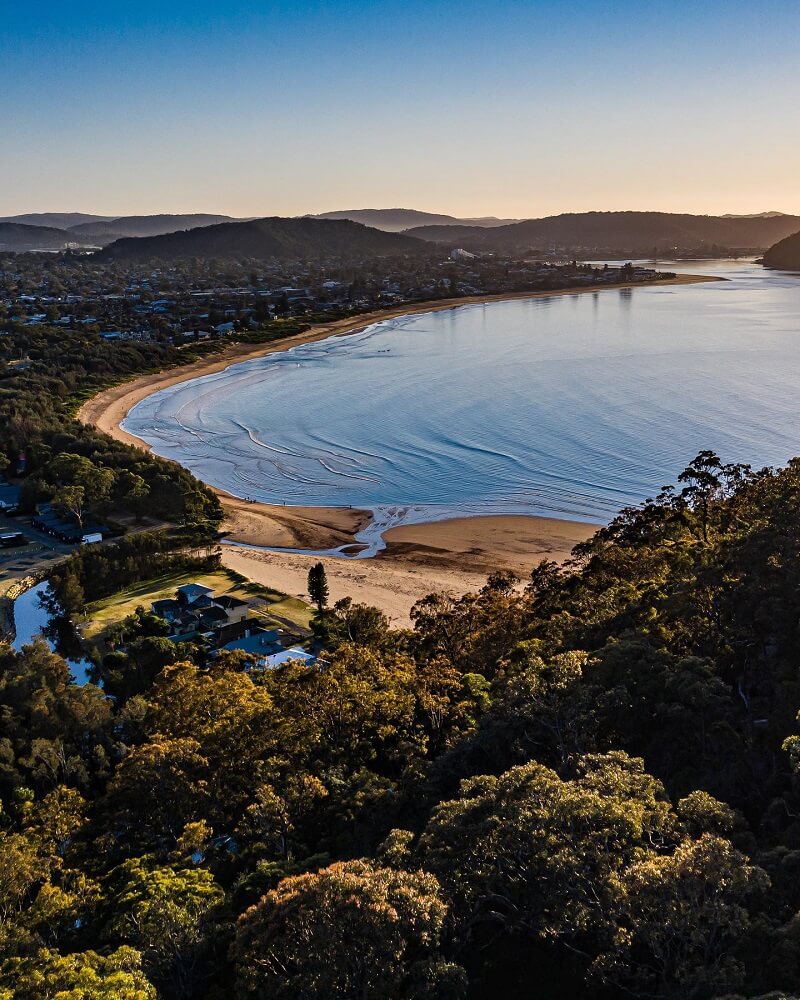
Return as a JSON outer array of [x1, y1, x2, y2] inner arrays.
[[0, 249, 667, 343]]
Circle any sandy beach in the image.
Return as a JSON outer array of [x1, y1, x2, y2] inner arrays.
[[77, 275, 710, 618], [222, 511, 596, 627]]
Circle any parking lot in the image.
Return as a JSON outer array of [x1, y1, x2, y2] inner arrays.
[[0, 513, 70, 595]]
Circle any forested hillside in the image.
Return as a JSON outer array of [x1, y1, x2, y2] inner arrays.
[[0, 223, 76, 252], [98, 217, 431, 262], [0, 216, 239, 251], [762, 230, 800, 270], [6, 450, 800, 997], [406, 210, 800, 254], [0, 320, 226, 533]]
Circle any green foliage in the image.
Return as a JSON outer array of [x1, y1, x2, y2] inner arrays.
[[0, 318, 223, 531], [105, 859, 224, 997], [8, 451, 800, 996], [0, 945, 156, 999], [232, 860, 461, 1000]]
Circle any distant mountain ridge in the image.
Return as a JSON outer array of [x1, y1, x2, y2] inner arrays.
[[3, 208, 799, 257], [97, 216, 431, 262], [311, 208, 519, 231], [0, 213, 242, 251], [405, 211, 800, 253], [69, 213, 237, 239], [0, 212, 115, 228], [761, 229, 800, 270]]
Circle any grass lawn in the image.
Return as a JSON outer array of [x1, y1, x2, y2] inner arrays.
[[82, 566, 313, 651]]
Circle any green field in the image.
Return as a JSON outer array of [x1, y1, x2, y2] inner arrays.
[[82, 567, 313, 651]]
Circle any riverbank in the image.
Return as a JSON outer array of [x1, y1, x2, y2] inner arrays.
[[77, 274, 711, 612]]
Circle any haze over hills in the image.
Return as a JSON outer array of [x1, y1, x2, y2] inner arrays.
[[2, 208, 800, 258], [0, 212, 115, 228], [406, 211, 800, 254], [69, 213, 238, 240], [311, 208, 519, 231], [762, 229, 800, 270], [0, 213, 242, 251], [97, 216, 431, 262], [721, 211, 788, 219]]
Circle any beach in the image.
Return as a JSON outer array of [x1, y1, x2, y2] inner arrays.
[[222, 513, 595, 626], [77, 275, 711, 617]]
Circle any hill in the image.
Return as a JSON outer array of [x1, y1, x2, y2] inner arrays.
[[0, 212, 114, 228], [761, 229, 800, 270], [68, 213, 239, 241], [97, 216, 432, 261], [312, 207, 519, 231], [406, 210, 800, 254], [0, 222, 76, 251], [0, 214, 246, 251]]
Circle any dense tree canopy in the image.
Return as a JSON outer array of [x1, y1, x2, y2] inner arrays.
[[6, 452, 800, 996]]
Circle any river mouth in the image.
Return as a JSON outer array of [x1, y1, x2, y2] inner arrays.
[[122, 261, 800, 553]]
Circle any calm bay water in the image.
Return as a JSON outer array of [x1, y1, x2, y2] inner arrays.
[[124, 262, 800, 538]]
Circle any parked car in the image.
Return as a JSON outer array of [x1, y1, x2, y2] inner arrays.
[[0, 531, 27, 548]]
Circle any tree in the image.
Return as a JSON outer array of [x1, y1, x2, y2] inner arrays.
[[307, 562, 329, 615], [418, 752, 676, 940], [49, 453, 116, 508], [329, 597, 390, 648], [0, 945, 156, 999], [677, 449, 723, 543], [0, 831, 42, 929], [140, 661, 275, 818], [119, 471, 150, 521], [57, 569, 86, 615], [265, 644, 420, 769], [232, 860, 463, 1000], [101, 736, 210, 853], [591, 835, 768, 999], [107, 859, 224, 999], [0, 642, 112, 793], [53, 485, 87, 529]]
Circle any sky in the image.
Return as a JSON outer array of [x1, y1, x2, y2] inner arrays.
[[2, 0, 800, 219]]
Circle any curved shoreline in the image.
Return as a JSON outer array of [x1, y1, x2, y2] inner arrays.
[[77, 273, 713, 606]]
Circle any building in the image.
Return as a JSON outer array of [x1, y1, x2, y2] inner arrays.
[[176, 583, 214, 605], [150, 581, 313, 662], [263, 647, 317, 668]]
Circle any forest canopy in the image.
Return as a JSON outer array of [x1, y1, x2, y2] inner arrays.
[[4, 451, 800, 997]]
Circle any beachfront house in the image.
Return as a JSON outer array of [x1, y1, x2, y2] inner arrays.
[[213, 594, 250, 624], [150, 581, 314, 665], [218, 628, 317, 670]]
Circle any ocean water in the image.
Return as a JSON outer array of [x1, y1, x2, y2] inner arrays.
[[123, 261, 800, 551]]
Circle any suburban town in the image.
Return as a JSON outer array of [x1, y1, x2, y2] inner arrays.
[[0, 249, 664, 343]]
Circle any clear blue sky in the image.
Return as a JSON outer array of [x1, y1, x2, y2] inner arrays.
[[3, 0, 799, 218]]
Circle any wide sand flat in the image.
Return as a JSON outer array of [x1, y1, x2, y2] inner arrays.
[[382, 514, 596, 574]]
